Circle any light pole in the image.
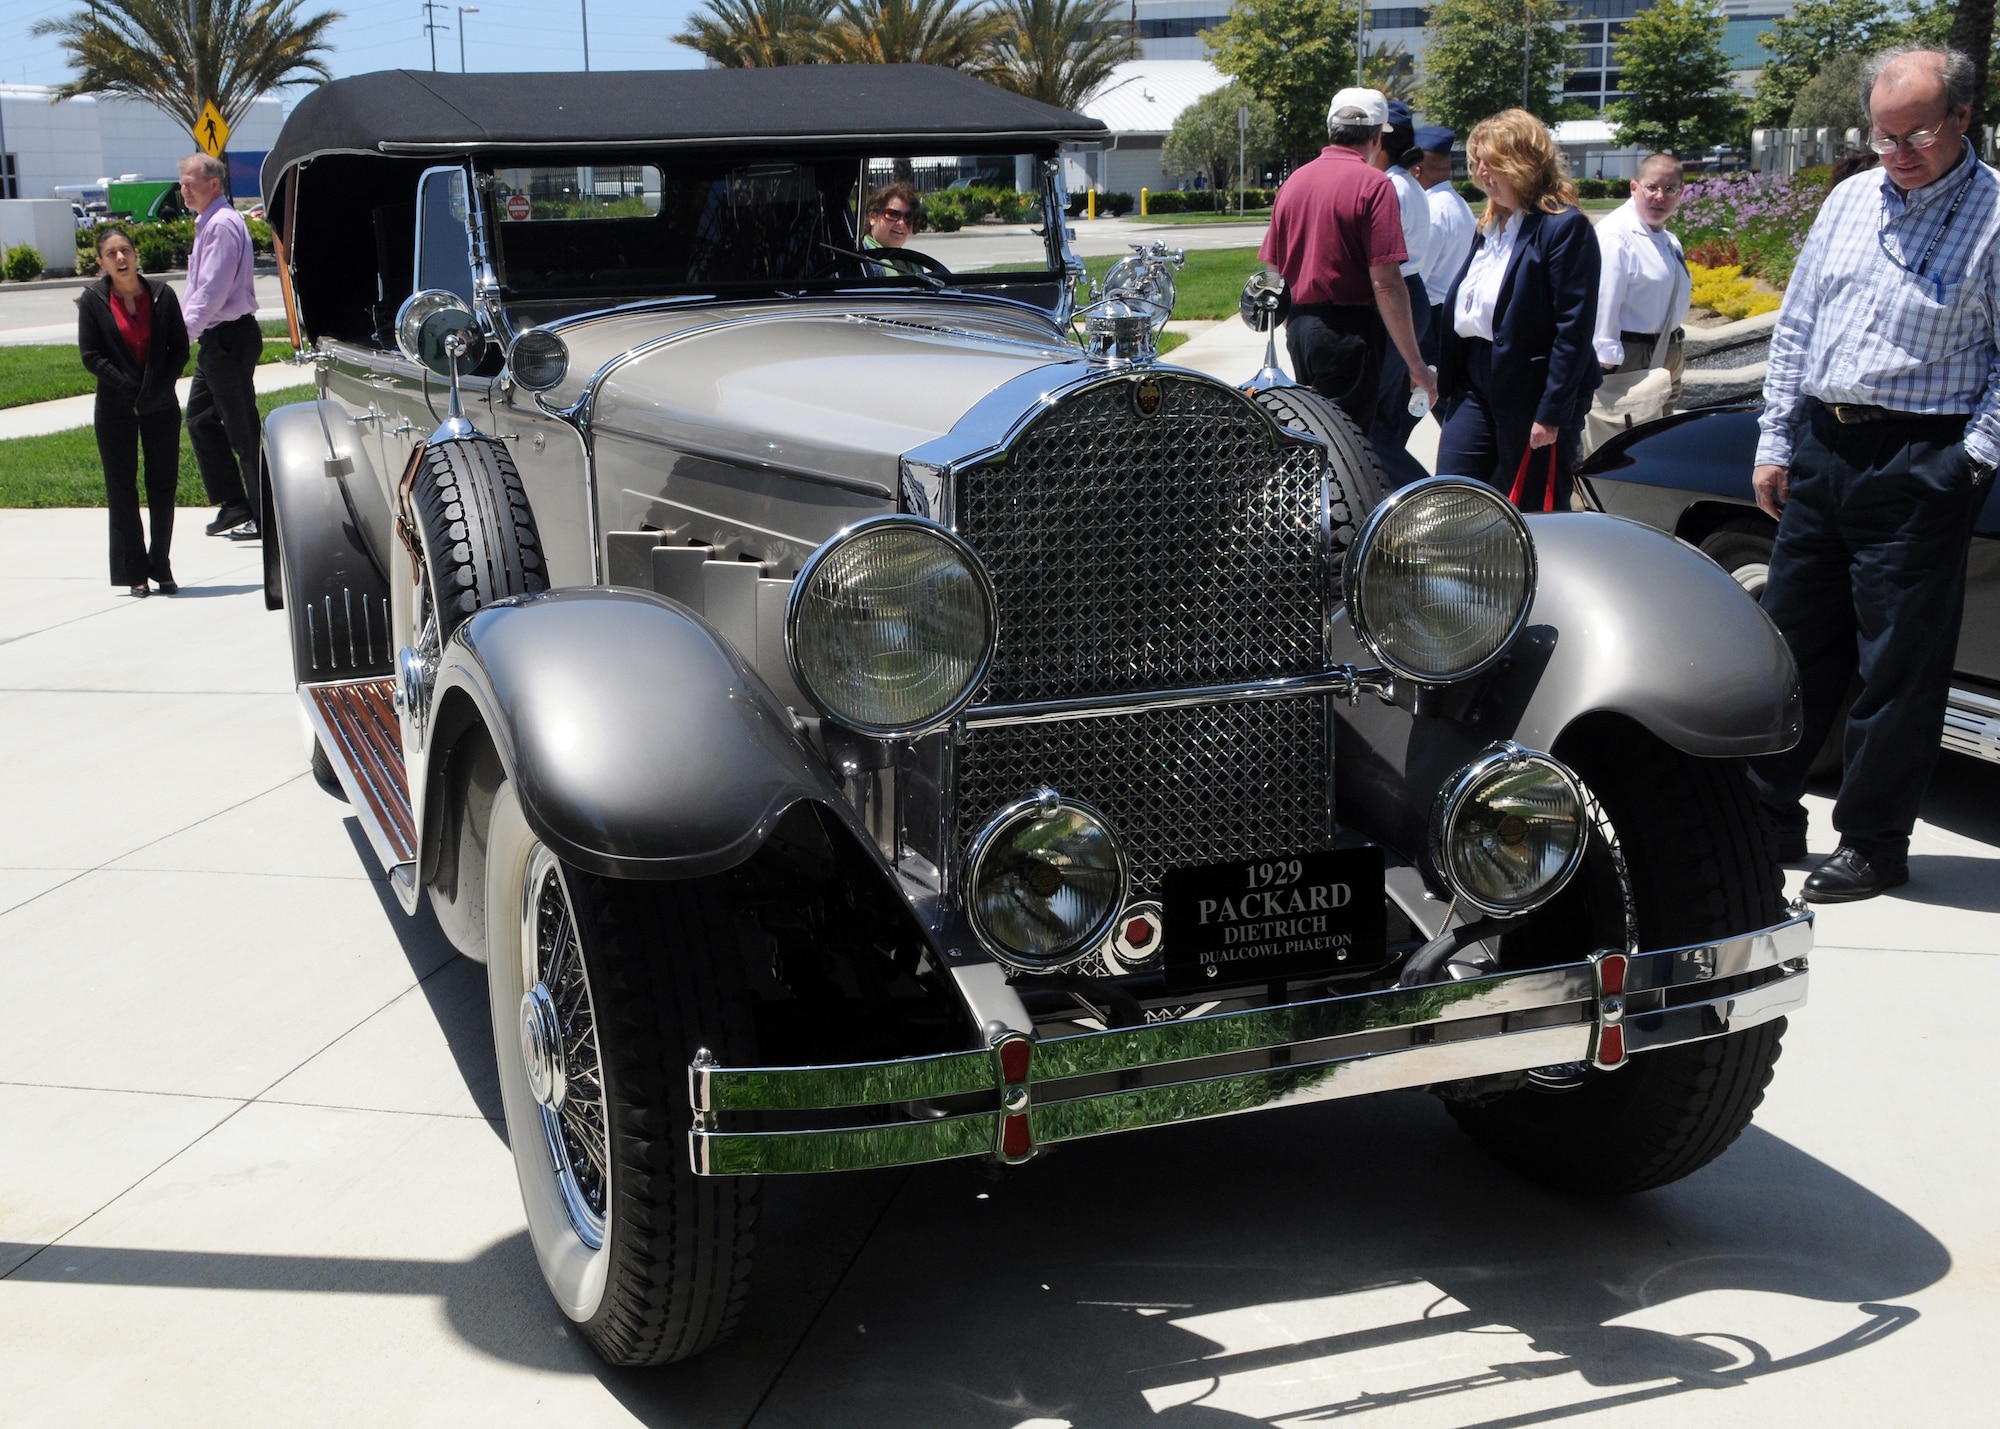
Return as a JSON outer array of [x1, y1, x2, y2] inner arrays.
[[1521, 2, 1534, 110], [581, 1, 592, 70], [421, 0, 448, 71], [1357, 3, 1366, 87], [458, 6, 479, 71]]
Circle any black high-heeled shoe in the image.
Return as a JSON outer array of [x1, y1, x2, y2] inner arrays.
[[155, 580, 179, 595], [129, 583, 150, 598]]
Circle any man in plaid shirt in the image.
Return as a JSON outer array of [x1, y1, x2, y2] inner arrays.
[[1751, 46, 2000, 902]]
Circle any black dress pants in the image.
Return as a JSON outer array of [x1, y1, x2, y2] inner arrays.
[[187, 313, 263, 520], [1747, 402, 1987, 862], [97, 399, 181, 586], [1284, 302, 1385, 431], [1370, 272, 1432, 487], [1435, 338, 1578, 510]]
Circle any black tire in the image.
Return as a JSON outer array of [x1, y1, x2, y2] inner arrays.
[[1699, 518, 1847, 780], [409, 435, 547, 642], [1249, 385, 1385, 574], [1446, 724, 1789, 1194], [309, 737, 344, 798], [485, 782, 759, 1366]]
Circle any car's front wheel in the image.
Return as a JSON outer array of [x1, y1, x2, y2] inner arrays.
[[484, 780, 760, 1365], [1445, 724, 1789, 1194]]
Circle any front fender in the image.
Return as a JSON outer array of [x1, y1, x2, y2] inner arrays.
[[428, 585, 855, 880], [1335, 511, 1800, 861]]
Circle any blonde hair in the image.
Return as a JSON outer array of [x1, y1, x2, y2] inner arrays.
[[1467, 109, 1577, 230]]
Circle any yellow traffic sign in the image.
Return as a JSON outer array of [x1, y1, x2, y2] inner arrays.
[[196, 101, 230, 158]]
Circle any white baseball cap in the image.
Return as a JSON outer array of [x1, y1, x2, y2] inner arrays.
[[1327, 87, 1392, 131]]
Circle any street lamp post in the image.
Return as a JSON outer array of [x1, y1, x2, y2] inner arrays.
[[581, 1, 592, 70], [458, 5, 479, 71]]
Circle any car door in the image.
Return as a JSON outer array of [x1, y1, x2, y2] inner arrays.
[[1957, 481, 2000, 686]]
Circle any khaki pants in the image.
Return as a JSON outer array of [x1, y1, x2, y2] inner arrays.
[[1608, 329, 1685, 407]]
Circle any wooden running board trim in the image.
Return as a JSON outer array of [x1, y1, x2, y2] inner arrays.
[[301, 678, 417, 875]]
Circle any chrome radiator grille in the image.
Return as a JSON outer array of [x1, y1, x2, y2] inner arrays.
[[956, 698, 1333, 901], [956, 375, 1326, 705]]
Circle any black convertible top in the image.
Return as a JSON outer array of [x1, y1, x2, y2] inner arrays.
[[264, 65, 1105, 191]]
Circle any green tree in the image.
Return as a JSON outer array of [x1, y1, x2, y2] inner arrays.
[[1203, 0, 1357, 163], [1418, 0, 1575, 135], [820, 0, 999, 65], [983, 0, 1137, 111], [1162, 81, 1279, 196], [1603, 0, 1741, 152], [31, 0, 340, 140], [1787, 50, 1867, 131], [1361, 40, 1420, 105], [674, 0, 832, 67], [1751, 0, 1895, 126], [1950, 0, 1995, 125]]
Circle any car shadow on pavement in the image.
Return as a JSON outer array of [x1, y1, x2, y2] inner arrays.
[[346, 820, 505, 1131], [1913, 750, 2000, 849], [626, 1092, 1947, 1429], [1897, 854, 2000, 913]]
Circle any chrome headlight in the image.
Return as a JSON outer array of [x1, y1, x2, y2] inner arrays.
[[786, 516, 998, 737], [1431, 744, 1588, 916], [967, 792, 1127, 970], [1347, 476, 1536, 683], [508, 328, 569, 391]]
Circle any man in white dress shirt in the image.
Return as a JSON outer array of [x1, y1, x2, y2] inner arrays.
[[1370, 100, 1436, 484], [1415, 126, 1475, 368], [1594, 153, 1691, 400]]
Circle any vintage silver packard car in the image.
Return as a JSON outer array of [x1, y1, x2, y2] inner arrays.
[[259, 66, 1813, 1366]]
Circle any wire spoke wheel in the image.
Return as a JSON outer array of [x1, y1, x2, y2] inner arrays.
[[523, 846, 610, 1248]]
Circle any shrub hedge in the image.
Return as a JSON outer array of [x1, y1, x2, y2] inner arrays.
[[4, 244, 44, 282], [1142, 188, 1274, 214]]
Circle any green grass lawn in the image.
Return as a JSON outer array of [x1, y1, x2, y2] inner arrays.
[[1131, 209, 1273, 225], [0, 385, 314, 507], [1083, 246, 1263, 322], [0, 337, 299, 411]]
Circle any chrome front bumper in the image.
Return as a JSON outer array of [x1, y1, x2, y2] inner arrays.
[[689, 908, 1813, 1176]]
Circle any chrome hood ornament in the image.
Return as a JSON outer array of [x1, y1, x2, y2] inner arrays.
[[1077, 241, 1185, 366]]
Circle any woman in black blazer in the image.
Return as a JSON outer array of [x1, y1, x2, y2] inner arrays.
[[78, 227, 191, 596], [1435, 110, 1601, 511]]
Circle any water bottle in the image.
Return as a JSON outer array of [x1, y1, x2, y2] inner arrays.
[[1407, 367, 1438, 420]]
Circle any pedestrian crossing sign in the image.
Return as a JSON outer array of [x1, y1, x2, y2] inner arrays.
[[196, 102, 230, 159]]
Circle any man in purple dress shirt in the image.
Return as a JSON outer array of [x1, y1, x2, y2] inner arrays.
[[178, 154, 264, 540]]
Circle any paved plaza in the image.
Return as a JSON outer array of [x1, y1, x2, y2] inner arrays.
[[1, 483, 1997, 1425]]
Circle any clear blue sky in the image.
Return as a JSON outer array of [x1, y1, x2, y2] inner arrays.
[[0, 0, 713, 88]]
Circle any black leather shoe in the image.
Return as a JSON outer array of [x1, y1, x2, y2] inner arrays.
[[205, 502, 252, 536], [1803, 844, 1908, 904], [155, 579, 178, 595], [1776, 828, 1808, 862], [226, 519, 262, 542]]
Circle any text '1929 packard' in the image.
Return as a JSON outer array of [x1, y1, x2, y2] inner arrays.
[[257, 66, 1813, 1366]]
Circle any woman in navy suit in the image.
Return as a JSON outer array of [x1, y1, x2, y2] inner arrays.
[[1435, 110, 1601, 510]]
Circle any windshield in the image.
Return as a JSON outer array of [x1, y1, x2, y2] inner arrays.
[[483, 149, 1066, 317]]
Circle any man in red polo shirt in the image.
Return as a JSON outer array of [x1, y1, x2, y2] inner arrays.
[[1260, 87, 1437, 429]]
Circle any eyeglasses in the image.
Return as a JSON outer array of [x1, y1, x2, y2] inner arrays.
[[1868, 123, 1949, 155], [877, 207, 915, 224], [1635, 181, 1682, 198]]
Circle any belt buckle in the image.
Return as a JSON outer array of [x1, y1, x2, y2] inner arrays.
[[1831, 403, 1866, 424]]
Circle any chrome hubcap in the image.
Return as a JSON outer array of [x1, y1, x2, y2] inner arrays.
[[1731, 562, 1769, 601], [521, 846, 609, 1249], [519, 983, 566, 1109]]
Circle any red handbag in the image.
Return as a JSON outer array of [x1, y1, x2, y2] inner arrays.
[[1508, 442, 1561, 512]]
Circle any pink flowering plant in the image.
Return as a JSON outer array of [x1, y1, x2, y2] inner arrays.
[[1669, 168, 1831, 288]]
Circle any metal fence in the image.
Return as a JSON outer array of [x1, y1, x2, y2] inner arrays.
[[1752, 125, 2000, 175]]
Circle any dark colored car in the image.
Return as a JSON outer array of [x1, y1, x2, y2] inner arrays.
[[1579, 402, 2000, 766]]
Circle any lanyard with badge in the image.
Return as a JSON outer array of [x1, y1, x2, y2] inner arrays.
[[1877, 158, 1979, 299]]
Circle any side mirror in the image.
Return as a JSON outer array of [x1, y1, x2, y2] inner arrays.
[[396, 289, 486, 378], [1239, 271, 1290, 333]]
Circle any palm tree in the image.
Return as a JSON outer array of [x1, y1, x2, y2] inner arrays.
[[31, 0, 340, 139], [984, 0, 1138, 111], [820, 0, 1000, 66], [1361, 41, 1419, 105], [675, 0, 833, 67]]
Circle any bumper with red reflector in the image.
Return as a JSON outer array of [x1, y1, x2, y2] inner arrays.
[[687, 906, 1812, 1176]]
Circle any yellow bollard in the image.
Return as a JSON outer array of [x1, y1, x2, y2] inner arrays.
[[1088, 189, 1097, 221], [1140, 186, 1148, 217]]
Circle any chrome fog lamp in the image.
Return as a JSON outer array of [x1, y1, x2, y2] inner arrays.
[[1431, 744, 1588, 916], [967, 792, 1127, 970], [786, 516, 997, 737], [508, 328, 570, 391], [1346, 476, 1536, 683]]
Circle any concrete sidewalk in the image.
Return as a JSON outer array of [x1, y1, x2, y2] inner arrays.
[[1, 508, 1997, 1426]]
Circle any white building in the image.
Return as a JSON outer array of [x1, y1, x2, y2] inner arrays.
[[1074, 59, 1233, 197], [0, 85, 287, 200]]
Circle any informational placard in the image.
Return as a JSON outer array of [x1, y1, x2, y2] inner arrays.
[[1161, 847, 1387, 993]]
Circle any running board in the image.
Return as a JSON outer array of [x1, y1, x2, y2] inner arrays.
[[301, 677, 420, 912], [1945, 687, 2000, 765]]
